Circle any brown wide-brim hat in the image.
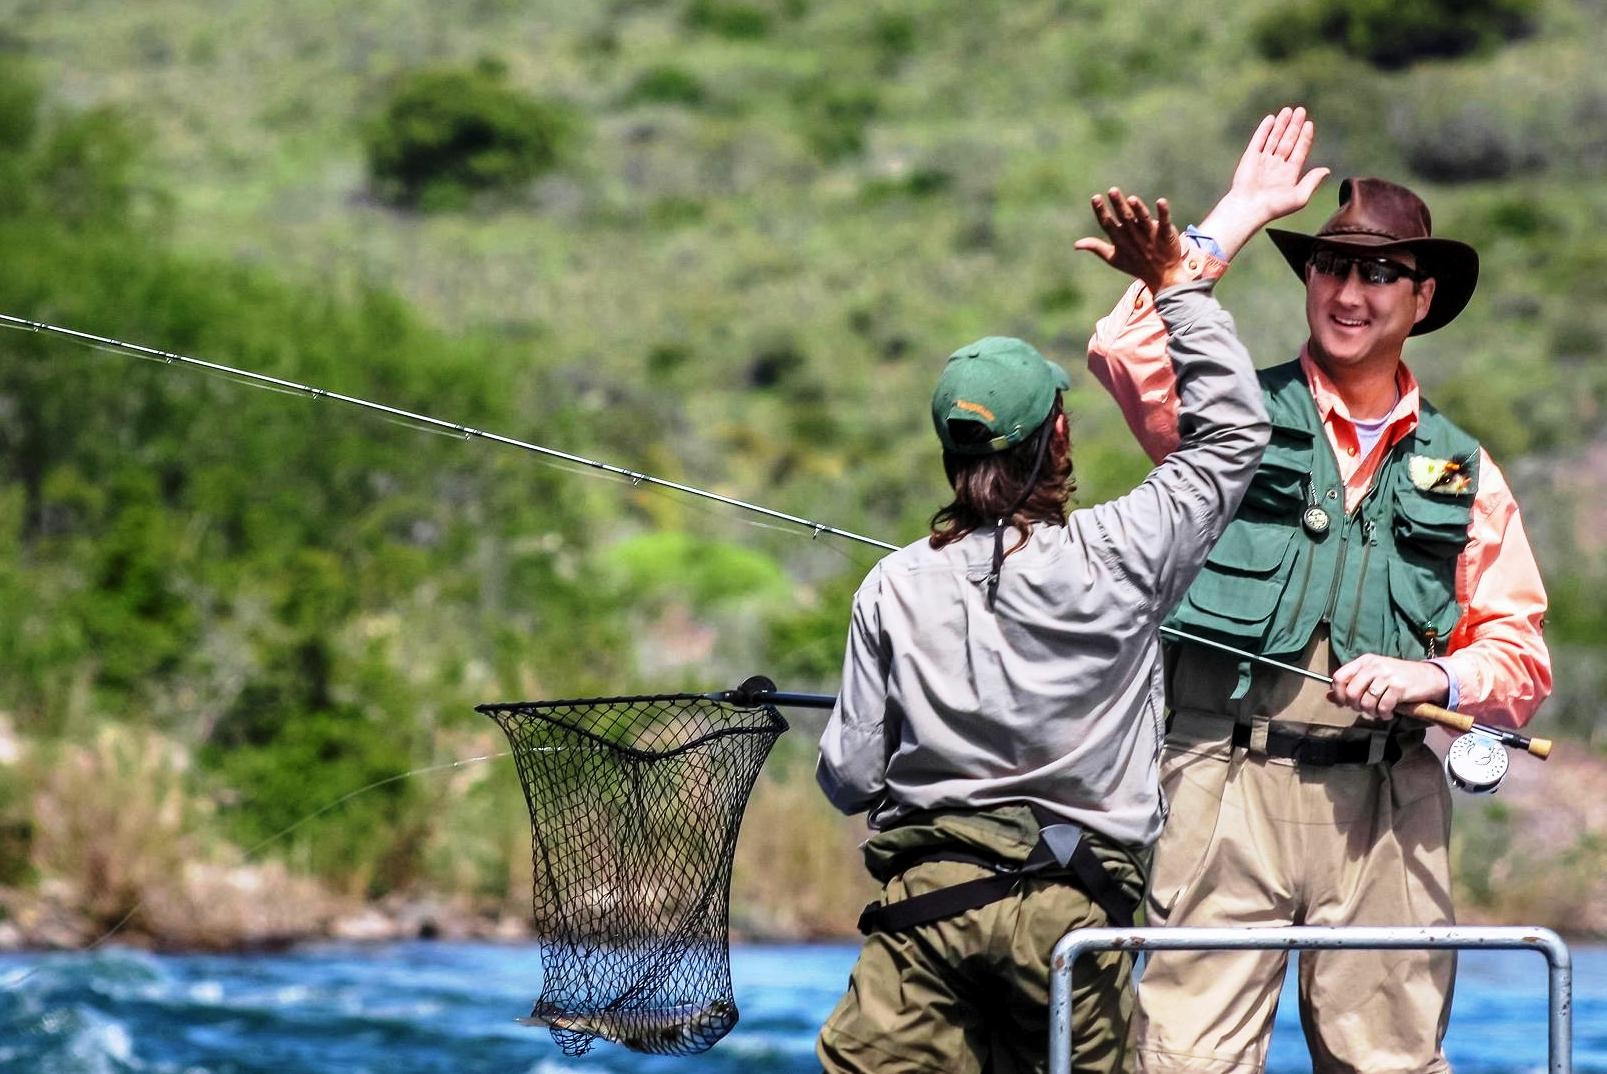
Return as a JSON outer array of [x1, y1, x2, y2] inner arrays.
[[1266, 176, 1479, 336]]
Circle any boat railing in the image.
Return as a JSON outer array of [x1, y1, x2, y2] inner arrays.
[[1048, 925, 1572, 1074]]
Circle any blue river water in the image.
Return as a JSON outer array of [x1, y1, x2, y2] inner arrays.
[[2, 941, 1604, 1073]]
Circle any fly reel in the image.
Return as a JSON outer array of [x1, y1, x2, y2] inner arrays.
[[1444, 732, 1509, 794]]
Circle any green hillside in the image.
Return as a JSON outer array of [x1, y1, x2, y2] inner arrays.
[[2, 0, 1605, 941]]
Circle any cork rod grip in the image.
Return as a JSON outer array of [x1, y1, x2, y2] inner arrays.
[[1399, 701, 1474, 733]]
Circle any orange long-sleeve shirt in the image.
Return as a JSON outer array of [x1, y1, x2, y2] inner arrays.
[[1086, 257, 1551, 728]]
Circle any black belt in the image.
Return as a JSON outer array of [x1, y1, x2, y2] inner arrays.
[[856, 818, 1138, 936], [1231, 722, 1406, 766]]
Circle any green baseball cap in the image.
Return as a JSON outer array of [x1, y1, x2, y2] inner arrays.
[[931, 336, 1071, 455]]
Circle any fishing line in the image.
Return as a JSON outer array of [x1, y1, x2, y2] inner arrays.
[[11, 311, 892, 567], [0, 749, 511, 990]]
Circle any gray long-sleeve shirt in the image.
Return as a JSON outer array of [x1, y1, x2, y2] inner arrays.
[[816, 279, 1269, 847]]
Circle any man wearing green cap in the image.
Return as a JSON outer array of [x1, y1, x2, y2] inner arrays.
[[814, 193, 1271, 1074]]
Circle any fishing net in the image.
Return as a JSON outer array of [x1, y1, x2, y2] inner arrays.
[[478, 683, 788, 1057]]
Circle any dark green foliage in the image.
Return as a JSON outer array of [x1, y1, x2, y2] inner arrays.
[[204, 704, 421, 889], [625, 64, 708, 107], [684, 0, 774, 39], [871, 11, 917, 70], [764, 571, 858, 683], [862, 166, 953, 201], [647, 341, 694, 380], [745, 336, 807, 388], [647, 196, 707, 227], [1483, 197, 1561, 239], [793, 79, 879, 162], [1254, 0, 1538, 69], [0, 63, 153, 226], [365, 65, 578, 210], [37, 106, 149, 224], [0, 61, 41, 149]]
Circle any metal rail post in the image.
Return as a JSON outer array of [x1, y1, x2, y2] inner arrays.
[[1048, 925, 1571, 1074]]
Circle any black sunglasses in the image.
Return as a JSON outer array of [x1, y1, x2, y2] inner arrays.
[[1307, 248, 1425, 286]]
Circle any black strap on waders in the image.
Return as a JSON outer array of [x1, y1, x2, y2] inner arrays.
[[856, 819, 1137, 935]]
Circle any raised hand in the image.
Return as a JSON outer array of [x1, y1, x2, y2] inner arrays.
[[1073, 188, 1189, 295], [1197, 105, 1331, 261]]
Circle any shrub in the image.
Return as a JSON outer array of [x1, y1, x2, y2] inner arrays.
[[365, 65, 577, 211], [1254, 0, 1538, 69], [0, 60, 41, 149], [1395, 104, 1546, 182], [624, 64, 707, 107], [1385, 45, 1607, 184], [862, 166, 952, 202], [205, 704, 422, 893], [793, 79, 879, 162], [684, 0, 773, 39], [871, 12, 917, 71], [30, 725, 198, 928]]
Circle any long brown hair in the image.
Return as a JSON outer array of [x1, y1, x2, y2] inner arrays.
[[929, 394, 1075, 551]]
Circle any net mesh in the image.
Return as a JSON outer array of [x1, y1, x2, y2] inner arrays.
[[478, 690, 787, 1056]]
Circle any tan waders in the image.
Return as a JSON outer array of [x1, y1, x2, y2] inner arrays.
[[818, 807, 1148, 1074], [1135, 639, 1456, 1074]]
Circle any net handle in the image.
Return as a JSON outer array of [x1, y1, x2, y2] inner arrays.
[[710, 674, 836, 710]]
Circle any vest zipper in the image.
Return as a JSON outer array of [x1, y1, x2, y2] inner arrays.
[[1320, 514, 1353, 624], [1342, 518, 1377, 643]]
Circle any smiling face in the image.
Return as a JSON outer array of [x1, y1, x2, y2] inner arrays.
[[1303, 245, 1436, 375]]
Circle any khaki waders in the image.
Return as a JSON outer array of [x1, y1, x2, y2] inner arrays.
[[1134, 637, 1455, 1074]]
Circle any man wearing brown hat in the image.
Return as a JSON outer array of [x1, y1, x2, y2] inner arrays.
[[1086, 108, 1551, 1072]]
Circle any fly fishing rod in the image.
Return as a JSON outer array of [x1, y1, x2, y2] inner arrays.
[[0, 313, 897, 554], [5, 312, 1551, 770]]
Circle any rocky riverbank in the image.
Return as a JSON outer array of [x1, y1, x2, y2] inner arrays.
[[2, 728, 1602, 954], [0, 873, 535, 952]]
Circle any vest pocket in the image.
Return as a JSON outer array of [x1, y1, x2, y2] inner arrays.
[[1392, 493, 1471, 559], [1241, 422, 1313, 515], [1171, 521, 1296, 643], [1387, 556, 1461, 658]]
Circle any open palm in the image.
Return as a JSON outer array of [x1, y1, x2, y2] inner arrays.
[[1196, 105, 1332, 261], [1230, 106, 1329, 221]]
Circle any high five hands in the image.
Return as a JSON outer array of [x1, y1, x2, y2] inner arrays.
[[1074, 106, 1328, 290], [1074, 190, 1191, 295]]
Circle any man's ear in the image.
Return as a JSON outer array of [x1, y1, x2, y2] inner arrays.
[[1413, 276, 1437, 326]]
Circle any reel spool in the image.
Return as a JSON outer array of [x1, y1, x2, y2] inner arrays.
[[1444, 732, 1509, 795]]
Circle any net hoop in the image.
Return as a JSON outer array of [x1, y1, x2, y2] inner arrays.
[[478, 688, 788, 1056]]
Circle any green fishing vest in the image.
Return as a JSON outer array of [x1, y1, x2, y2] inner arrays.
[[1165, 360, 1478, 693]]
